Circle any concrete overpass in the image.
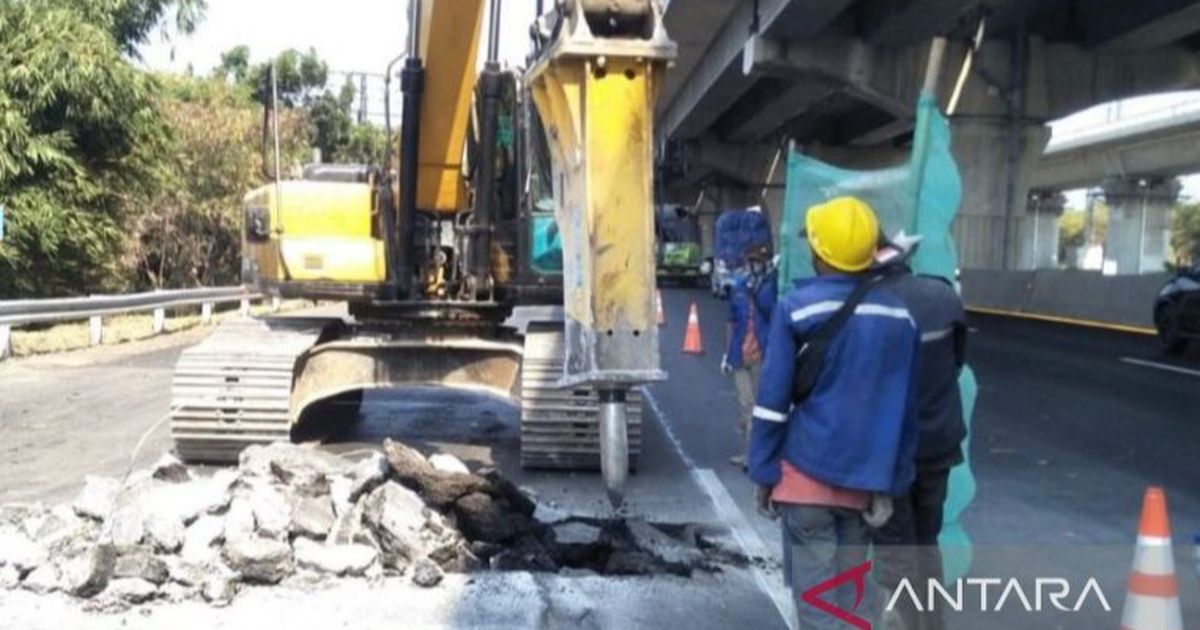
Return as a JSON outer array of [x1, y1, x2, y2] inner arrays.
[[1018, 99, 1200, 273], [1036, 99, 1200, 191], [656, 0, 1200, 270]]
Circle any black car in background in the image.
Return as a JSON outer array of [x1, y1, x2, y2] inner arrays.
[[1154, 262, 1200, 355]]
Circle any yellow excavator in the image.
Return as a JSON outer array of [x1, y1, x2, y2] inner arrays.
[[168, 0, 676, 504]]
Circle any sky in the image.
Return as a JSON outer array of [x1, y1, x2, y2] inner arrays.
[[141, 1, 1199, 208], [139, 0, 537, 77]]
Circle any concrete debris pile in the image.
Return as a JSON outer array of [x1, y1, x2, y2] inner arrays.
[[0, 439, 737, 610]]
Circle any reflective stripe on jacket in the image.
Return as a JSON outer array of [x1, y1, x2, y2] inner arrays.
[[748, 275, 920, 495]]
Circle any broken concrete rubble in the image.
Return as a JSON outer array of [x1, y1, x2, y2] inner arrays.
[[58, 544, 115, 598], [453, 492, 534, 544], [0, 564, 19, 589], [292, 537, 378, 576], [0, 439, 738, 609], [180, 514, 224, 564], [103, 577, 158, 604], [73, 476, 119, 521], [151, 453, 191, 483], [289, 493, 335, 539], [428, 453, 469, 475], [222, 537, 293, 584], [145, 512, 185, 553], [113, 548, 169, 585], [361, 481, 431, 564], [106, 506, 145, 548], [201, 572, 238, 605], [0, 528, 47, 573], [411, 557, 443, 588], [21, 563, 60, 594]]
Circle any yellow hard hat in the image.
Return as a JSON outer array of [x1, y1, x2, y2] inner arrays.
[[805, 197, 880, 272]]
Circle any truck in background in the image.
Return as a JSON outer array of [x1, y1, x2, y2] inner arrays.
[[655, 204, 706, 286]]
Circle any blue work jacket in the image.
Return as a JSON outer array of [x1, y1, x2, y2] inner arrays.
[[726, 268, 778, 368], [747, 275, 920, 495]]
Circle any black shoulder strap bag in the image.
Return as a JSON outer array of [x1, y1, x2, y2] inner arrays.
[[791, 273, 888, 403]]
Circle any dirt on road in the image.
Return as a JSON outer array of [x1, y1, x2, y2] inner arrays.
[[0, 328, 209, 504]]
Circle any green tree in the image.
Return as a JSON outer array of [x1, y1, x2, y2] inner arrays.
[[1058, 203, 1109, 268], [63, 0, 207, 55], [0, 0, 177, 298], [306, 77, 364, 163], [1172, 201, 1200, 266], [342, 124, 389, 166], [220, 47, 329, 108], [218, 45, 251, 83], [126, 75, 310, 289]]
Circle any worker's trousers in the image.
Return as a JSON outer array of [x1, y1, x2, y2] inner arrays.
[[870, 466, 952, 630], [778, 503, 870, 630], [731, 363, 761, 442]]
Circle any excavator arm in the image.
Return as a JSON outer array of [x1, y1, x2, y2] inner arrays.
[[527, 0, 676, 503]]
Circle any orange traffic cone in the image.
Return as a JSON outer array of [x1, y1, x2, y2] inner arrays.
[[656, 290, 666, 326], [682, 302, 703, 354], [1120, 487, 1183, 630]]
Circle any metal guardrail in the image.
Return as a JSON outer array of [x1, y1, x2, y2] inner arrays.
[[0, 286, 267, 360]]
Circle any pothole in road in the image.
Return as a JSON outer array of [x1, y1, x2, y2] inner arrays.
[[0, 438, 746, 612]]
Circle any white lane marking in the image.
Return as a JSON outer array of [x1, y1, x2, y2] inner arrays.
[[643, 387, 696, 469], [694, 469, 796, 629], [644, 388, 795, 629], [1120, 357, 1200, 378]]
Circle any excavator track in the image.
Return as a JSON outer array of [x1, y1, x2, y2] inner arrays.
[[170, 319, 325, 463], [520, 324, 642, 470]]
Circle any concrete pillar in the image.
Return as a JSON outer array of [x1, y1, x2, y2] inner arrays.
[[1101, 177, 1181, 275], [0, 324, 11, 361], [949, 118, 1052, 270], [1018, 190, 1066, 270]]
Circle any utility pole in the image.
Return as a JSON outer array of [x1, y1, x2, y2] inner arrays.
[[1136, 178, 1150, 274], [358, 73, 368, 125]]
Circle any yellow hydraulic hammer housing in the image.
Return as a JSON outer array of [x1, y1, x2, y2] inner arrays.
[[527, 0, 676, 502]]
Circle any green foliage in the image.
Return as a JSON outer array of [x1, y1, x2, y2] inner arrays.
[[0, 0, 172, 298], [0, 6, 398, 299], [308, 89, 353, 164], [1171, 201, 1200, 266], [217, 47, 329, 108], [218, 45, 251, 83], [1057, 203, 1108, 268], [343, 124, 389, 166], [126, 75, 309, 289]]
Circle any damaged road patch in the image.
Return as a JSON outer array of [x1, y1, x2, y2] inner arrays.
[[0, 440, 744, 610]]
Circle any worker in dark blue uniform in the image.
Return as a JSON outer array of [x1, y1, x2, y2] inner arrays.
[[870, 232, 968, 630], [722, 243, 777, 468]]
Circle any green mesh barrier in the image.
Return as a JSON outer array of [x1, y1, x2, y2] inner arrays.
[[778, 91, 977, 579]]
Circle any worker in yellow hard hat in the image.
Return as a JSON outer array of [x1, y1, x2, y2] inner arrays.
[[746, 196, 921, 628]]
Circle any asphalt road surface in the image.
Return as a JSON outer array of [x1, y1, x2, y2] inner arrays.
[[2, 289, 1199, 628]]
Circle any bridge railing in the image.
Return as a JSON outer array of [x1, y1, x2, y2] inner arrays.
[[0, 286, 269, 360]]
